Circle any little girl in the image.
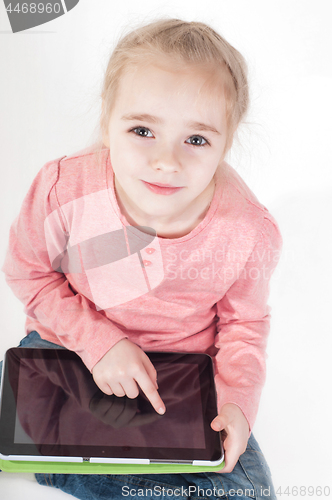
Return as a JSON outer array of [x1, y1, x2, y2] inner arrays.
[[2, 18, 282, 500]]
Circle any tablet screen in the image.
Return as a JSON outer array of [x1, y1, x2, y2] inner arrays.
[[0, 348, 222, 463]]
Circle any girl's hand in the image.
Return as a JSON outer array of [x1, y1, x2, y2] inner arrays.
[[211, 403, 250, 473], [91, 339, 166, 415]]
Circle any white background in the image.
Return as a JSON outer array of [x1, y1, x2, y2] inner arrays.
[[1, 0, 332, 498]]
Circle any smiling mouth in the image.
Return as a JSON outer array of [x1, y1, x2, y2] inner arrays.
[[142, 180, 184, 195], [145, 181, 180, 187]]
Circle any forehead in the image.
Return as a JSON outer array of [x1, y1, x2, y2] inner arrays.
[[113, 57, 227, 122]]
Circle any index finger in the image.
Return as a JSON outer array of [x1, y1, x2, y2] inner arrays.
[[135, 370, 166, 415]]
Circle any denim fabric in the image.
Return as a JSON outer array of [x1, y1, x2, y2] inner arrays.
[[0, 331, 66, 381], [35, 459, 276, 500], [17, 330, 67, 349], [1, 332, 277, 500]]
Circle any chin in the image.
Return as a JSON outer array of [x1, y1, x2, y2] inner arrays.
[[142, 204, 177, 217]]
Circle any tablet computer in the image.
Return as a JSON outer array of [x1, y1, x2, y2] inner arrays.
[[0, 348, 224, 467]]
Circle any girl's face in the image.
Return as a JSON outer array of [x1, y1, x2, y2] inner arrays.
[[103, 58, 229, 235]]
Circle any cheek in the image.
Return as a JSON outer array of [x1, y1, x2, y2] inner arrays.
[[186, 150, 220, 178], [110, 142, 147, 181]]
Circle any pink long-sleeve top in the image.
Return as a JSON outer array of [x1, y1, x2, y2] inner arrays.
[[2, 147, 282, 431]]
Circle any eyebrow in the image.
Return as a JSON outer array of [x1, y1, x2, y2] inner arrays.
[[121, 113, 221, 135]]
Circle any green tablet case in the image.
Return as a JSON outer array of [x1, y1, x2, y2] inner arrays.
[[0, 458, 225, 474]]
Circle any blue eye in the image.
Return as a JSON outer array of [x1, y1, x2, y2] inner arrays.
[[186, 135, 208, 147], [132, 127, 153, 138]]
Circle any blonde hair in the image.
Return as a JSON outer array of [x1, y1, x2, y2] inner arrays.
[[98, 18, 249, 155]]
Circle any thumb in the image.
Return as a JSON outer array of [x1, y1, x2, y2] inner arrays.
[[211, 412, 229, 432]]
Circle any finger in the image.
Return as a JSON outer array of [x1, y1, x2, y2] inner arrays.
[[219, 434, 241, 473], [94, 379, 113, 396], [121, 379, 140, 399], [211, 418, 238, 473], [211, 414, 228, 433], [135, 370, 165, 415], [210, 417, 230, 473], [111, 382, 126, 398], [142, 357, 159, 389]]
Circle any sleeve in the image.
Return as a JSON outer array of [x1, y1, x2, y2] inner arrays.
[[1, 160, 128, 371], [214, 216, 283, 432]]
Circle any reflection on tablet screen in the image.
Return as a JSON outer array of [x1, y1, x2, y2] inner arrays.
[[14, 356, 206, 451]]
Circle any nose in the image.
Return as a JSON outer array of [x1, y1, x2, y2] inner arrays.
[[151, 141, 182, 173]]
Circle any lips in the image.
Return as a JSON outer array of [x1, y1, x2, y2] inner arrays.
[[149, 182, 177, 187], [142, 180, 184, 196]]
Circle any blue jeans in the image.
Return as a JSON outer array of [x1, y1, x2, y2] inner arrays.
[[0, 331, 277, 500]]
